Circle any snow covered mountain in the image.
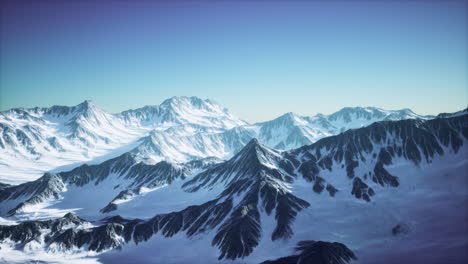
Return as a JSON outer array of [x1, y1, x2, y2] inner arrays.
[[119, 96, 246, 129], [2, 97, 433, 185], [120, 106, 435, 165], [129, 125, 255, 164], [0, 153, 221, 222], [0, 100, 129, 155], [251, 107, 434, 150], [0, 97, 246, 184], [0, 113, 466, 264], [0, 101, 144, 184], [115, 105, 436, 165]]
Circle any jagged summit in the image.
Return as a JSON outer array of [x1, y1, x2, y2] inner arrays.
[[328, 106, 385, 121], [277, 111, 300, 119], [253, 113, 320, 150], [0, 100, 101, 118], [119, 96, 246, 129], [248, 106, 435, 151], [73, 100, 100, 114], [263, 112, 306, 126], [77, 99, 94, 107], [221, 137, 279, 163], [182, 137, 294, 193], [160, 96, 225, 111], [234, 138, 281, 164], [326, 106, 429, 123]]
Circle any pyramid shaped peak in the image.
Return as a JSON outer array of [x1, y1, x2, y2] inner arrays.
[[277, 112, 301, 120], [63, 212, 78, 220], [242, 138, 267, 151], [75, 100, 101, 113], [247, 137, 261, 145], [236, 138, 280, 163], [78, 100, 95, 107]]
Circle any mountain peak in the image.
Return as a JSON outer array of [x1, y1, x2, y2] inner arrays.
[[281, 112, 300, 119], [246, 137, 261, 145], [156, 96, 245, 129], [335, 106, 379, 114], [71, 100, 109, 121], [30, 101, 99, 117], [76, 100, 97, 110], [327, 106, 419, 123], [400, 108, 414, 113], [261, 112, 303, 126], [234, 138, 282, 167], [161, 96, 211, 109], [182, 135, 291, 193]]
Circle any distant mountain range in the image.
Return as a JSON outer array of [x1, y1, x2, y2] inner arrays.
[[0, 96, 435, 184], [0, 98, 466, 264]]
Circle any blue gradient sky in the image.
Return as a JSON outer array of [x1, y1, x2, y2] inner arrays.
[[1, 1, 467, 122]]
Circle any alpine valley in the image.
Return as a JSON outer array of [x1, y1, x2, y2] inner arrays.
[[0, 96, 466, 264]]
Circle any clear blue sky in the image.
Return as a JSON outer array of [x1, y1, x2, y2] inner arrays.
[[1, 0, 467, 122]]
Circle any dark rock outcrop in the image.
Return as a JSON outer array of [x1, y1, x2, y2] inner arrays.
[[260, 240, 357, 264]]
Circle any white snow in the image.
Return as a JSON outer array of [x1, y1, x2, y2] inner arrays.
[[0, 97, 246, 184], [0, 99, 464, 263], [0, 142, 467, 263]]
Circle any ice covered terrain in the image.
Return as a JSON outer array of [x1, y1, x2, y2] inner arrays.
[[0, 112, 466, 264], [1, 97, 434, 184]]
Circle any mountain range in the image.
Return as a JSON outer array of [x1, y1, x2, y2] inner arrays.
[[0, 97, 466, 264], [0, 96, 434, 184]]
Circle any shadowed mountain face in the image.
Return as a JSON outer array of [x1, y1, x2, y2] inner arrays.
[[0, 153, 221, 217], [181, 139, 310, 257], [260, 240, 357, 264], [0, 113, 466, 263], [0, 213, 126, 253], [437, 107, 468, 119]]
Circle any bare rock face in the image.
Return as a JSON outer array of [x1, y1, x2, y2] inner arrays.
[[260, 240, 357, 264], [392, 223, 411, 236]]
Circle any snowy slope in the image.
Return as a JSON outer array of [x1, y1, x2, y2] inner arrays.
[[250, 106, 434, 150], [0, 153, 222, 222], [127, 106, 436, 166], [118, 96, 247, 129], [0, 97, 246, 184], [0, 98, 444, 185], [0, 114, 466, 264], [0, 101, 144, 184], [130, 125, 255, 164]]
